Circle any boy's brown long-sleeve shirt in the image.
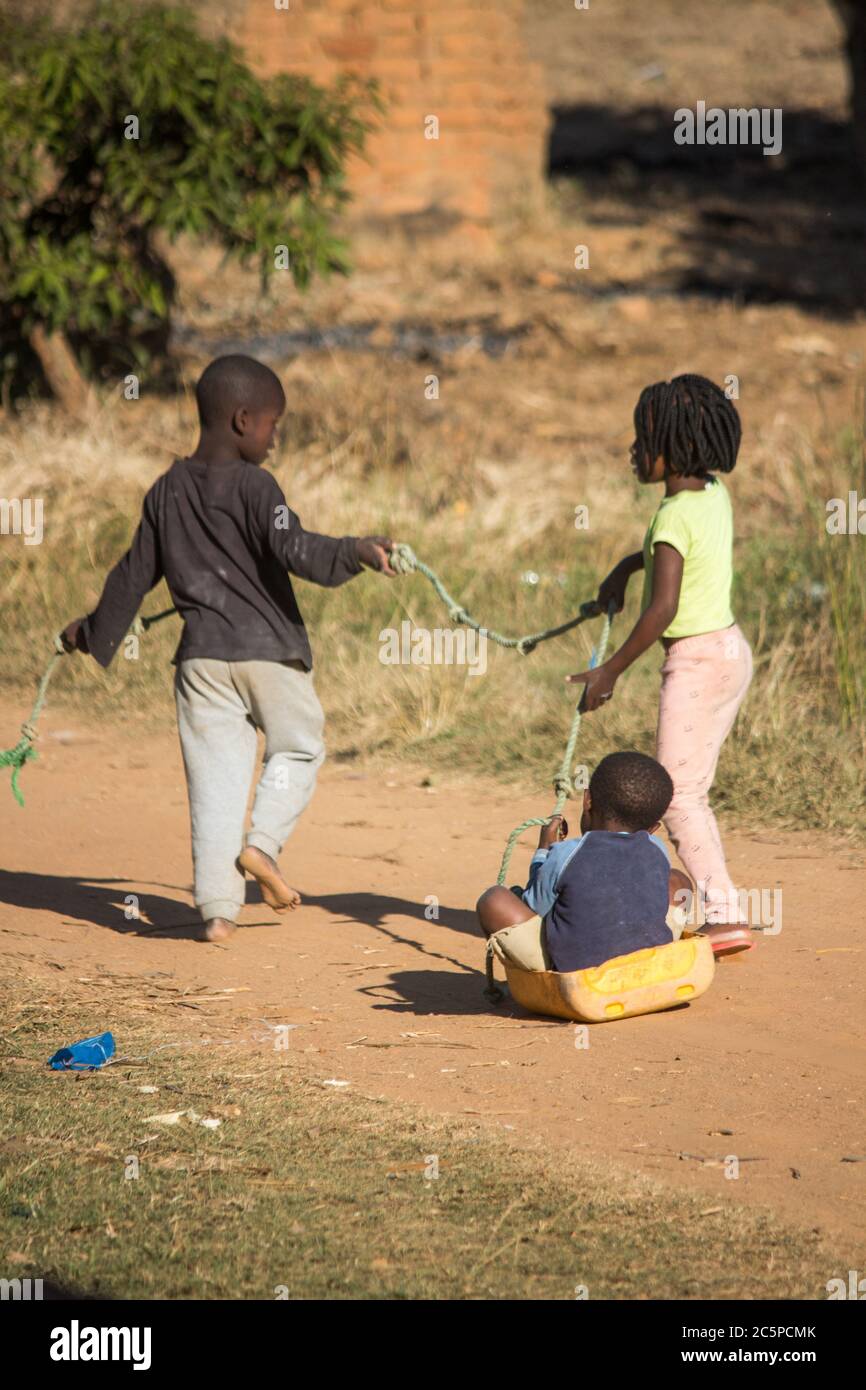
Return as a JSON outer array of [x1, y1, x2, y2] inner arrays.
[[82, 458, 362, 670]]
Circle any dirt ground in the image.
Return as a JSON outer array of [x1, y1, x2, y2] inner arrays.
[[2, 699, 864, 1264], [2, 0, 865, 1289]]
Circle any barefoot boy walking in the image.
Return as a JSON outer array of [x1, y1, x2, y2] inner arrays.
[[62, 355, 397, 941]]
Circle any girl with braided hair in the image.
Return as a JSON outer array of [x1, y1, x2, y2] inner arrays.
[[567, 375, 752, 952]]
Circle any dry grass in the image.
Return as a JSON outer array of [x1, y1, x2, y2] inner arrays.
[[1, 368, 864, 833], [0, 973, 832, 1300]]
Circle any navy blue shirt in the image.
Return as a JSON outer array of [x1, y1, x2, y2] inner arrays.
[[522, 830, 672, 972]]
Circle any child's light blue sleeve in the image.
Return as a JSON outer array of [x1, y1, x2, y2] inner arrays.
[[649, 833, 670, 862], [521, 838, 585, 919]]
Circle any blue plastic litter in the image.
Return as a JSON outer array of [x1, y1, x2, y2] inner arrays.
[[47, 1031, 115, 1071]]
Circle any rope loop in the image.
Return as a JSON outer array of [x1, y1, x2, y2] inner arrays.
[[389, 542, 418, 575]]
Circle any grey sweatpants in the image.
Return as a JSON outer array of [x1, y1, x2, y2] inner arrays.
[[174, 659, 325, 923]]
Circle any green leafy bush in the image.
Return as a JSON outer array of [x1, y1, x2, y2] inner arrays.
[[0, 0, 375, 392]]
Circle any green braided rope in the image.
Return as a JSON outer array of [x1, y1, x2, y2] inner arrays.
[[0, 607, 177, 807], [390, 543, 615, 1003], [496, 603, 614, 885], [119, 546, 604, 654], [3, 550, 611, 825], [0, 634, 65, 806], [484, 603, 614, 1003], [389, 543, 603, 653]]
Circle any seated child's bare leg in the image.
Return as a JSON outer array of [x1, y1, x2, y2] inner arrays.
[[666, 867, 693, 938], [669, 868, 692, 910], [476, 885, 536, 938], [238, 845, 301, 911]]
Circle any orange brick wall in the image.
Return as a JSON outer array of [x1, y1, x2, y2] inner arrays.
[[29, 0, 548, 222], [234, 0, 549, 222]]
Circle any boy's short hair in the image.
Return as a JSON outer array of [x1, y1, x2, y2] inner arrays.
[[196, 354, 285, 427], [589, 751, 673, 831]]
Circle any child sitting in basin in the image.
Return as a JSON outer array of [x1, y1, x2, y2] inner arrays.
[[476, 751, 692, 973]]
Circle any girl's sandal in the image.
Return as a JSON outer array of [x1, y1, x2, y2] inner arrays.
[[695, 923, 754, 958]]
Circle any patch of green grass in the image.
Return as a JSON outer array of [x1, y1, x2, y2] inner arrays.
[[0, 989, 831, 1300]]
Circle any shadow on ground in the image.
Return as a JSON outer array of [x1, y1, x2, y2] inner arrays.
[[0, 870, 201, 938], [0, 876, 482, 952], [358, 968, 504, 1017], [549, 105, 866, 314]]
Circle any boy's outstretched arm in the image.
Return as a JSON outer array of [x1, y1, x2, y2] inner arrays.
[[258, 475, 396, 584], [61, 489, 163, 667]]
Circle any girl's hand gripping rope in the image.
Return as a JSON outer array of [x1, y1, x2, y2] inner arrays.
[[565, 661, 618, 711], [564, 596, 620, 711]]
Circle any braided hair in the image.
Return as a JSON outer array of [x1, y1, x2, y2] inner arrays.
[[633, 374, 741, 478]]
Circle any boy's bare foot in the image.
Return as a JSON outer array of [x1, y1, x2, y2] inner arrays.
[[238, 845, 301, 911], [201, 917, 237, 943]]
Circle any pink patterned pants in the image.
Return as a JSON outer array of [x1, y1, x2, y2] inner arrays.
[[656, 625, 753, 924]]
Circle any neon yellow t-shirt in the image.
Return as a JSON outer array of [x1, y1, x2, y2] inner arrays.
[[641, 477, 735, 639]]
